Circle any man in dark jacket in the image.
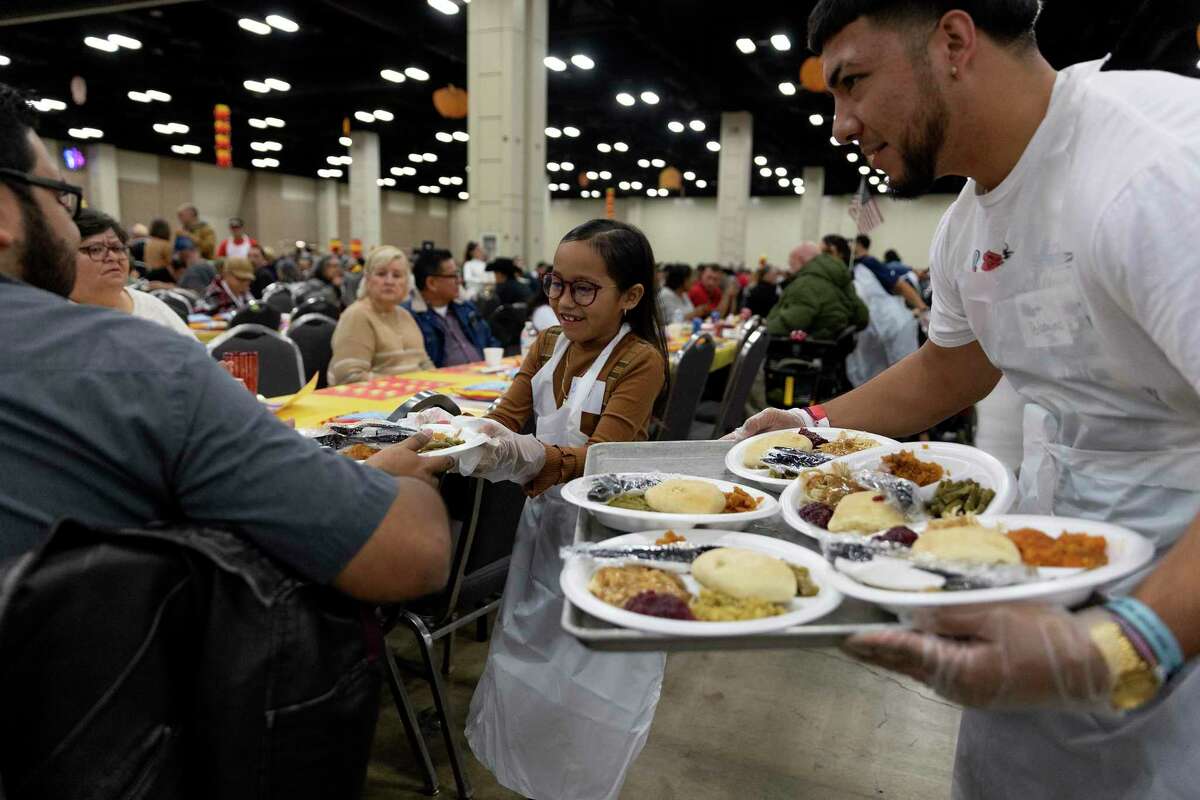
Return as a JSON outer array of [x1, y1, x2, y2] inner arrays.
[[765, 240, 868, 338], [405, 248, 501, 366]]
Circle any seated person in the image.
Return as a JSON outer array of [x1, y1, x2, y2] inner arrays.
[[328, 246, 432, 385], [656, 262, 695, 322], [686, 263, 723, 318], [303, 254, 347, 309], [527, 283, 558, 331], [69, 207, 194, 338], [404, 248, 500, 367], [853, 234, 928, 313], [248, 243, 277, 298], [0, 85, 451, 604], [765, 240, 868, 339], [197, 256, 255, 314], [142, 217, 174, 271], [487, 257, 532, 305], [743, 264, 781, 318]]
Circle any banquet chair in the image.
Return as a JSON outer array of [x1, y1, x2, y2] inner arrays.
[[691, 315, 762, 436], [292, 294, 341, 323], [764, 325, 858, 408], [150, 289, 191, 323], [287, 314, 337, 389], [229, 302, 282, 331], [656, 333, 715, 441], [701, 326, 770, 439], [487, 302, 529, 357], [207, 324, 305, 396], [262, 282, 296, 314]]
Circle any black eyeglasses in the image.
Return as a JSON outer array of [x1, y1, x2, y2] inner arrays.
[[79, 242, 128, 262], [543, 273, 615, 307], [0, 167, 83, 220]]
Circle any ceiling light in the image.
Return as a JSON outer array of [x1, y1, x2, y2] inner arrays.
[[563, 126, 580, 137], [264, 77, 290, 91], [778, 82, 796, 96], [560, 161, 574, 170], [247, 118, 266, 129], [808, 114, 824, 126], [145, 89, 171, 102], [683, 170, 696, 181], [354, 111, 375, 123], [613, 141, 628, 152], [777, 177, 790, 187], [252, 142, 269, 152], [658, 188, 670, 197], [108, 33, 142, 49], [390, 167, 403, 176], [243, 80, 269, 93], [438, 176, 451, 185], [419, 185, 430, 194], [829, 136, 841, 146], [775, 166, 787, 176], [405, 66, 430, 81], [430, 186, 442, 193], [795, 186, 805, 195], [545, 126, 562, 138], [754, 155, 768, 166], [266, 141, 282, 151], [340, 136, 352, 147], [326, 155, 341, 164], [546, 162, 560, 171], [84, 36, 119, 53], [695, 179, 707, 188], [32, 98, 66, 112], [846, 152, 859, 163], [599, 170, 611, 179], [376, 178, 393, 187], [616, 92, 635, 106], [128, 91, 151, 103], [618, 181, 630, 190], [597, 142, 612, 153], [265, 117, 285, 128], [586, 170, 599, 180], [404, 166, 417, 175], [868, 175, 880, 185], [877, 184, 888, 193], [645, 188, 656, 197], [69, 127, 103, 139], [253, 158, 280, 168], [735, 38, 756, 54], [151, 123, 170, 134], [0, 55, 9, 67], [637, 158, 650, 168], [544, 56, 567, 71], [667, 121, 685, 133], [238, 18, 272, 35], [428, 0, 459, 15], [266, 14, 299, 32], [409, 153, 424, 162], [381, 69, 406, 83], [706, 140, 721, 152], [689, 119, 706, 132], [758, 167, 771, 177], [570, 54, 594, 70], [423, 152, 437, 162], [436, 131, 453, 143], [328, 169, 343, 178], [651, 158, 665, 168], [450, 176, 463, 185], [340, 156, 352, 165], [453, 131, 468, 141], [630, 180, 643, 190], [792, 177, 804, 186], [858, 165, 871, 175], [373, 109, 394, 122], [640, 91, 660, 104], [459, 191, 469, 200], [770, 34, 791, 51]]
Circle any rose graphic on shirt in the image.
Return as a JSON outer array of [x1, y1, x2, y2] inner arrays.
[[980, 244, 1014, 272]]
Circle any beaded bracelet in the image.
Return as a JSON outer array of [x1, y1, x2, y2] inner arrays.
[[1105, 597, 1185, 681]]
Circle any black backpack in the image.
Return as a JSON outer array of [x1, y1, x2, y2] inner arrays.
[[0, 519, 381, 799]]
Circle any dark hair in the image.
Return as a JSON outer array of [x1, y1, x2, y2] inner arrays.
[[463, 240, 478, 264], [314, 254, 342, 283], [413, 248, 453, 291], [663, 263, 692, 292], [855, 233, 872, 250], [75, 207, 127, 244], [0, 83, 36, 175], [884, 249, 901, 262], [823, 234, 852, 264], [807, 0, 1041, 54], [228, 216, 244, 227], [149, 217, 171, 240], [488, 256, 519, 279], [558, 219, 669, 398]]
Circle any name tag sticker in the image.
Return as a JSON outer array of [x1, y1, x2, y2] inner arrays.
[[1015, 287, 1075, 348]]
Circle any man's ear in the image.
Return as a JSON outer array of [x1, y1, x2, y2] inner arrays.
[[623, 282, 645, 310]]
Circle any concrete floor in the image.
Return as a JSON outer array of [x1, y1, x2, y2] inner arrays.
[[365, 623, 960, 800]]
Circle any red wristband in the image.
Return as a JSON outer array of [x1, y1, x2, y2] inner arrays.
[[806, 404, 831, 427]]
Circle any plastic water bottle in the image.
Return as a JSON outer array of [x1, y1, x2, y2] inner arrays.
[[520, 322, 538, 356]]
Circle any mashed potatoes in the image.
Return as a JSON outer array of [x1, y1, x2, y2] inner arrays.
[[827, 490, 907, 533], [743, 430, 813, 467], [692, 547, 797, 604], [912, 519, 1021, 565], [644, 479, 727, 514]]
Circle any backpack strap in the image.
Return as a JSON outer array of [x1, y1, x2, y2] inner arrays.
[[536, 327, 563, 370]]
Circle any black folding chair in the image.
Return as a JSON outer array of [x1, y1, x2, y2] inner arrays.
[[150, 289, 191, 323], [287, 314, 337, 389], [706, 326, 770, 438], [292, 295, 341, 323], [656, 333, 715, 441], [764, 325, 858, 408], [691, 316, 761, 434], [262, 283, 296, 314], [207, 324, 305, 396], [229, 302, 282, 331]]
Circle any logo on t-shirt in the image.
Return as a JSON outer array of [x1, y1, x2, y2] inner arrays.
[[971, 244, 1013, 273]]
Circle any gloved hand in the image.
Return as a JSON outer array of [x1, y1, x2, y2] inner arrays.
[[454, 419, 547, 485], [844, 604, 1114, 710], [721, 407, 816, 442], [401, 407, 456, 428]]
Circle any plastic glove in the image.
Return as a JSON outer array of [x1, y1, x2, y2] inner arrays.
[[843, 604, 1114, 710], [454, 422, 547, 485], [721, 407, 816, 442], [401, 408, 455, 428], [365, 431, 453, 487]]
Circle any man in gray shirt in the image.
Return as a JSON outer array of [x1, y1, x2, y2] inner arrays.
[[0, 84, 450, 602]]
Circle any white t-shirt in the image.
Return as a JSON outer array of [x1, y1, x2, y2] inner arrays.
[[127, 287, 197, 338], [462, 258, 493, 297], [530, 304, 558, 332]]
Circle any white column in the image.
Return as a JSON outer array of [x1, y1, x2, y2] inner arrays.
[[799, 166, 825, 242], [317, 178, 339, 250], [87, 143, 121, 220], [467, 0, 548, 263], [715, 111, 753, 266], [348, 131, 381, 251]]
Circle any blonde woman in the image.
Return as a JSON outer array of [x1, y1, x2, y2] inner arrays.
[[328, 246, 433, 385]]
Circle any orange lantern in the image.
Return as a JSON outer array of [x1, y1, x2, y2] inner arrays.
[[658, 166, 682, 192], [214, 120, 231, 135], [329, 239, 343, 255], [214, 103, 230, 121], [432, 84, 469, 119], [577, 171, 590, 188], [342, 116, 351, 136], [350, 239, 363, 260], [799, 57, 826, 93], [214, 103, 232, 168], [216, 151, 233, 168], [215, 134, 231, 148], [605, 188, 615, 219]]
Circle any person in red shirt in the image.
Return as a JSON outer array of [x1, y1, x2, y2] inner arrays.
[[686, 264, 723, 317], [216, 217, 257, 259]]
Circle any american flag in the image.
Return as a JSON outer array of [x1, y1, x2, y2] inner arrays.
[[848, 176, 884, 233]]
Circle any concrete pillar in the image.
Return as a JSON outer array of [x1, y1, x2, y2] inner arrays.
[[715, 111, 752, 267], [87, 143, 121, 220], [317, 178, 339, 251], [348, 131, 381, 251], [799, 166, 825, 242], [466, 0, 548, 264]]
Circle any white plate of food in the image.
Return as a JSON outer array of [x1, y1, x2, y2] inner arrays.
[[724, 427, 901, 491], [779, 442, 1016, 540], [560, 529, 843, 636], [301, 422, 487, 461], [822, 514, 1155, 612], [561, 473, 779, 533]]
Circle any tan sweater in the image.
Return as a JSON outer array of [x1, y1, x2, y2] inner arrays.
[[487, 327, 667, 495], [328, 299, 434, 385]]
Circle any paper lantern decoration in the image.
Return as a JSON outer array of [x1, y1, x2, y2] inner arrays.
[[658, 166, 682, 191], [577, 171, 590, 188], [213, 103, 232, 168], [329, 239, 343, 255], [799, 57, 826, 93], [70, 76, 87, 105], [350, 239, 363, 260], [432, 84, 468, 119], [342, 117, 351, 136], [605, 188, 615, 219]]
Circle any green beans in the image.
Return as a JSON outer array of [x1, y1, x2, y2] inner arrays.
[[928, 479, 995, 518]]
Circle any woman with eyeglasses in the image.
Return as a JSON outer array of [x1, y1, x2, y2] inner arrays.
[[69, 208, 195, 338], [449, 219, 669, 800]]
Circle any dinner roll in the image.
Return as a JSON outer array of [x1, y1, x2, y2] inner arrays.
[[692, 548, 797, 604], [742, 430, 813, 467], [912, 523, 1021, 564], [644, 479, 726, 515], [827, 490, 906, 533]]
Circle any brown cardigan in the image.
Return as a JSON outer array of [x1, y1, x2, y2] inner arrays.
[[487, 327, 666, 495]]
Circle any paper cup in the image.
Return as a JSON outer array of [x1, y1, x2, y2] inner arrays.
[[484, 347, 504, 367]]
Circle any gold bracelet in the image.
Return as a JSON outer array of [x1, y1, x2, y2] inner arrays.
[[1088, 619, 1160, 711]]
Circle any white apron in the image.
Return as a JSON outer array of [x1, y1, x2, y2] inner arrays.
[[465, 324, 667, 800], [951, 61, 1200, 799], [846, 263, 919, 387]]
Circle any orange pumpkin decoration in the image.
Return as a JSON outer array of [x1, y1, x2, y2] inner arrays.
[[216, 151, 232, 168], [433, 84, 468, 119], [799, 57, 826, 93], [578, 171, 590, 188], [214, 120, 231, 135], [213, 103, 231, 121], [658, 166, 682, 191], [215, 134, 231, 148]]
